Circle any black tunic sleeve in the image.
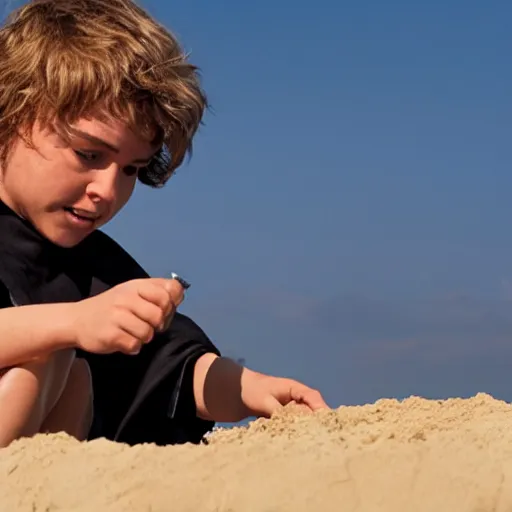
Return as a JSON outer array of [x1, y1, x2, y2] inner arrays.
[[83, 312, 221, 446], [77, 230, 222, 446]]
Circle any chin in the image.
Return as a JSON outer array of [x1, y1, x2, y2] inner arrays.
[[32, 213, 97, 248], [44, 228, 93, 248], [53, 238, 85, 248]]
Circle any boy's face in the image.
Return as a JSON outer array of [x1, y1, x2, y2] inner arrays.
[[0, 114, 158, 247]]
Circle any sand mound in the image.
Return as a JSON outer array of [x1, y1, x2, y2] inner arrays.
[[2, 393, 512, 511]]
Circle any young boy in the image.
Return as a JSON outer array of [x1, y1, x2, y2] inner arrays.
[[0, 0, 329, 448]]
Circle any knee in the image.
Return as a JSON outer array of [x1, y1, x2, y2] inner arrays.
[[25, 349, 76, 384], [31, 349, 77, 411], [0, 352, 76, 446], [0, 350, 75, 405]]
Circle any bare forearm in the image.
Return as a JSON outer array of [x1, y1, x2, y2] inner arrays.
[[193, 353, 256, 423], [0, 303, 76, 369]]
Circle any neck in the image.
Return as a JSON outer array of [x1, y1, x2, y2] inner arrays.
[[0, 184, 26, 221]]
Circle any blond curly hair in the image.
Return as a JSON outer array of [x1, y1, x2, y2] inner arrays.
[[0, 0, 207, 187]]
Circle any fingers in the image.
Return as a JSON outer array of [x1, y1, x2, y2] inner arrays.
[[145, 278, 185, 331], [290, 383, 330, 412], [128, 278, 184, 329], [113, 308, 155, 355], [138, 278, 185, 310], [162, 278, 185, 307], [129, 291, 169, 331], [161, 304, 177, 332], [136, 280, 174, 315], [116, 278, 187, 352], [260, 395, 283, 418]]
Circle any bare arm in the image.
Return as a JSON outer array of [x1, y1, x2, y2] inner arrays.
[[193, 353, 330, 423], [194, 353, 276, 422], [193, 353, 253, 422], [0, 304, 76, 369]]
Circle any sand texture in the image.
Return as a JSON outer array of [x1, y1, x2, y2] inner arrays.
[[1, 393, 512, 511]]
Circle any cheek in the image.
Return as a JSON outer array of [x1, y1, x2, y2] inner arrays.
[[115, 176, 138, 208], [49, 172, 90, 204], [3, 153, 53, 200], [23, 151, 84, 196]]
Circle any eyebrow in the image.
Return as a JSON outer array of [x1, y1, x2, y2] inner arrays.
[[68, 127, 158, 164]]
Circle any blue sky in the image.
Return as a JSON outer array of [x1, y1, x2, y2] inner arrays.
[[87, 1, 512, 408]]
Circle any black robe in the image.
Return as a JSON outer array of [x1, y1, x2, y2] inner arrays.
[[0, 200, 221, 446]]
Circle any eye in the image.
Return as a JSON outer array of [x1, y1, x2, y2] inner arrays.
[[74, 150, 99, 162]]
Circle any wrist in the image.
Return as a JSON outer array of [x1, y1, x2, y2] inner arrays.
[[240, 368, 267, 417], [44, 302, 81, 350]]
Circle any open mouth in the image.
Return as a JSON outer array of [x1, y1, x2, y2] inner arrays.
[[63, 207, 100, 223]]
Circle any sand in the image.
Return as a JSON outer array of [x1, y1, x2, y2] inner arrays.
[[1, 393, 512, 511]]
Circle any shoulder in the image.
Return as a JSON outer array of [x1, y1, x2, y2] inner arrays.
[[81, 230, 139, 261], [77, 230, 150, 286]]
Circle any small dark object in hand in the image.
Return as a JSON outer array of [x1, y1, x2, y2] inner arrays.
[[171, 272, 190, 290]]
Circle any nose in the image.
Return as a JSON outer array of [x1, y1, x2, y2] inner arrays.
[[85, 165, 119, 206]]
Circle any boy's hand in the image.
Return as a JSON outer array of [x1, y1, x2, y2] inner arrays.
[[240, 370, 330, 418], [70, 278, 185, 355]]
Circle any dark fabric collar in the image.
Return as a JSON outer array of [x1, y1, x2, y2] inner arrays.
[[0, 199, 92, 305]]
